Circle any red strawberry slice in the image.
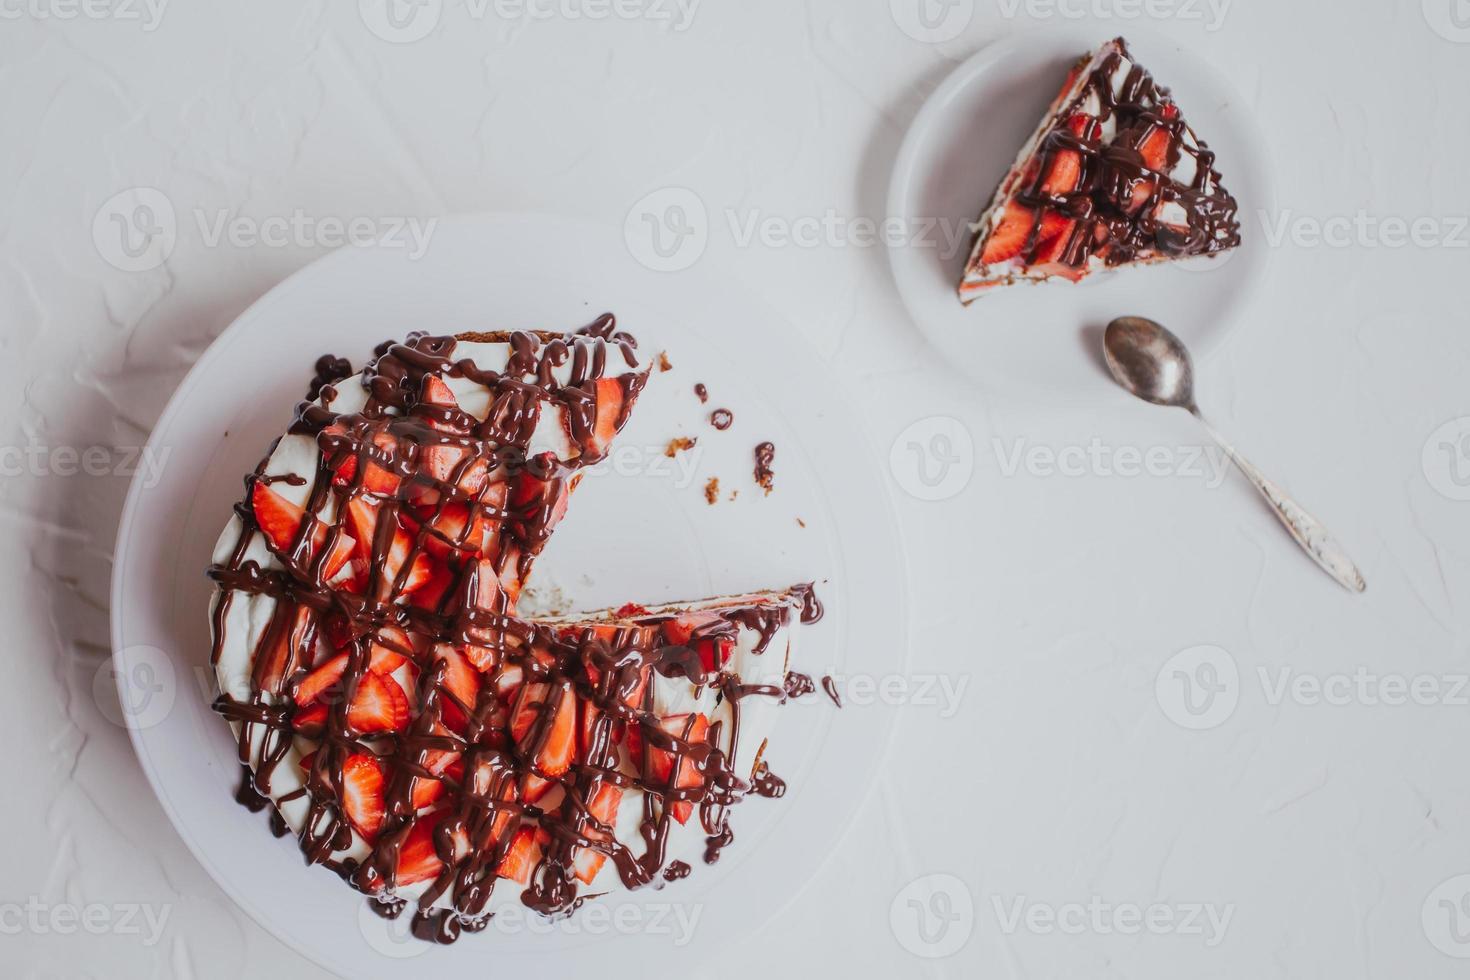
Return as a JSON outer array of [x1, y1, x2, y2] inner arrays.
[[323, 425, 402, 496], [980, 202, 1038, 266], [498, 542, 524, 606], [251, 483, 356, 579], [432, 644, 482, 734], [463, 558, 507, 672], [632, 713, 710, 825], [341, 753, 387, 840], [347, 671, 410, 734], [1040, 118, 1089, 195], [572, 782, 623, 884], [395, 809, 468, 887], [588, 377, 626, 458], [405, 501, 494, 560], [294, 642, 409, 708], [511, 681, 577, 778], [344, 498, 434, 600], [292, 701, 329, 738], [421, 374, 460, 413], [496, 825, 548, 884]]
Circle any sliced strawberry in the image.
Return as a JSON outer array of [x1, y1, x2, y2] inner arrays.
[[496, 825, 546, 884], [499, 542, 524, 605], [344, 497, 434, 600], [572, 782, 623, 884], [696, 638, 736, 674], [341, 753, 387, 840], [462, 558, 507, 671], [251, 483, 356, 579], [405, 501, 494, 559], [407, 559, 456, 613], [635, 713, 710, 825], [1138, 104, 1178, 172], [511, 681, 577, 778], [615, 602, 651, 620], [396, 809, 459, 887], [1041, 147, 1082, 196], [293, 702, 329, 738], [588, 377, 626, 457], [433, 644, 482, 734], [294, 642, 409, 708], [323, 425, 402, 496], [347, 671, 410, 734], [421, 374, 460, 412], [980, 202, 1037, 266], [411, 773, 447, 810]]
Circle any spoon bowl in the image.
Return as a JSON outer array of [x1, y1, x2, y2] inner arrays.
[[1103, 316, 1198, 412]]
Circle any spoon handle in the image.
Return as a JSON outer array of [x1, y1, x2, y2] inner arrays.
[[1195, 415, 1367, 593]]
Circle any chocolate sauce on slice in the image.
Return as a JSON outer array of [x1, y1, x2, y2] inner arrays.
[[208, 325, 828, 946]]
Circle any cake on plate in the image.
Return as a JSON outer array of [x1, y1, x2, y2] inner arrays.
[[959, 37, 1241, 302], [208, 316, 824, 943]]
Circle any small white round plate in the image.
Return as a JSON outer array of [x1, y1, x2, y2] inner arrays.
[[110, 214, 906, 977], [888, 26, 1275, 400]]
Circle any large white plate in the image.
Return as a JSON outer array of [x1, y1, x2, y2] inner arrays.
[[888, 26, 1276, 400], [110, 214, 907, 976]]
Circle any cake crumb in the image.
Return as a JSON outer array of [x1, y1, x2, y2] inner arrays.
[[729, 490, 739, 501], [754, 441, 775, 496], [665, 436, 697, 458], [796, 517, 806, 528], [694, 383, 708, 403], [704, 477, 720, 505], [657, 352, 673, 372], [710, 408, 734, 431]]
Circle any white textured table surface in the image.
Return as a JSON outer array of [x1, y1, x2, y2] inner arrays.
[[7, 1, 1470, 977]]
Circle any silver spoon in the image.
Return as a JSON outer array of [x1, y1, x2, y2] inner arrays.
[[1103, 316, 1366, 594]]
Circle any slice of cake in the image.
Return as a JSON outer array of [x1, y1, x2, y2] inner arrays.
[[959, 37, 1241, 303]]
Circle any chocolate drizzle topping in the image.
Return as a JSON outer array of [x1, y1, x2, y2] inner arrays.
[[208, 317, 825, 944]]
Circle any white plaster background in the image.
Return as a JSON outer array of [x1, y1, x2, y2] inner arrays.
[[4, 0, 1470, 976]]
